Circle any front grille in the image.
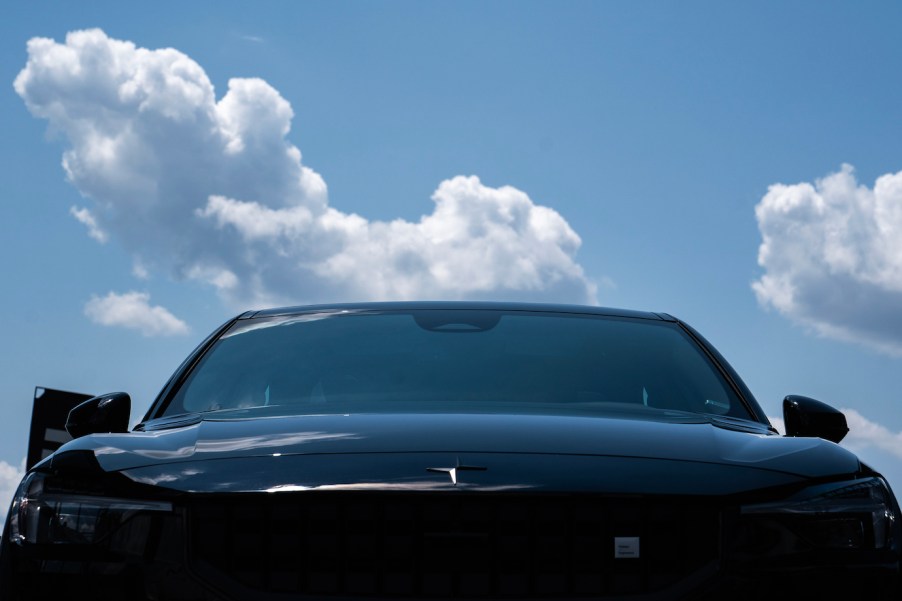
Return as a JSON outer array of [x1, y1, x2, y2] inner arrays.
[[188, 493, 720, 598]]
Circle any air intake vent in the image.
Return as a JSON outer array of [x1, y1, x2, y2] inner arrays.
[[189, 493, 720, 598]]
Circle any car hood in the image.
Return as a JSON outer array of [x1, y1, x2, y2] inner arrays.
[[54, 412, 860, 496]]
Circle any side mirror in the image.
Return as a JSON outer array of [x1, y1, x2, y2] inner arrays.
[[65, 392, 131, 439], [782, 395, 848, 443]]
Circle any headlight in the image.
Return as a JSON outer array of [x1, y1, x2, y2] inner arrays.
[[741, 477, 896, 551], [8, 472, 172, 546]]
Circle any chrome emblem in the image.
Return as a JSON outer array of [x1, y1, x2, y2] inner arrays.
[[427, 457, 487, 485]]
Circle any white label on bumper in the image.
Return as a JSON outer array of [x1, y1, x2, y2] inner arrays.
[[614, 536, 640, 559]]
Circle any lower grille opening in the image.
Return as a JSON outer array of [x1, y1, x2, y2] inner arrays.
[[188, 493, 720, 598]]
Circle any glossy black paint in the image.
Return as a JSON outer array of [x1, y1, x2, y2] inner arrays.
[[2, 302, 900, 601], [783, 394, 850, 443], [65, 391, 131, 439], [58, 412, 859, 494]]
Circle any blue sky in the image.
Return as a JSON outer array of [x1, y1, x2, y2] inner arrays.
[[2, 1, 902, 512]]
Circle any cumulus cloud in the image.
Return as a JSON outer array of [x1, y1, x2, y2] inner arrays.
[[84, 291, 190, 337], [842, 408, 902, 460], [0, 459, 25, 527], [754, 164, 902, 354], [15, 29, 596, 311]]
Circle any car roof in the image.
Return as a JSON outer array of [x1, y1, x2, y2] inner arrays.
[[244, 301, 675, 322]]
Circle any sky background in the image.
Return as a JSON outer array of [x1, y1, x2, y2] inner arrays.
[[2, 1, 902, 519]]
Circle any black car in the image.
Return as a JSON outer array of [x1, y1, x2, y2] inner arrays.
[[2, 302, 900, 600]]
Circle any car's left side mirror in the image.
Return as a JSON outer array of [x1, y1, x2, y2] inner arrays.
[[65, 392, 131, 439], [782, 395, 849, 443]]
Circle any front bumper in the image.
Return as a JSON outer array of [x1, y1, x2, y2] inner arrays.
[[3, 491, 900, 601]]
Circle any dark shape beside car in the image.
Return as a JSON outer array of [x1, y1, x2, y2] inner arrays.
[[2, 302, 900, 600]]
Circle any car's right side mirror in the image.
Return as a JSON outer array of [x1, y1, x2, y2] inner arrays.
[[782, 395, 849, 443]]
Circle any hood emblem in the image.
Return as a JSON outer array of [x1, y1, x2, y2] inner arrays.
[[427, 457, 487, 486]]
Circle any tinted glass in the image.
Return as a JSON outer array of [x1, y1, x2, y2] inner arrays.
[[163, 310, 753, 420]]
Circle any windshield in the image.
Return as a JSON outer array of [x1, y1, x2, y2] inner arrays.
[[161, 309, 754, 421]]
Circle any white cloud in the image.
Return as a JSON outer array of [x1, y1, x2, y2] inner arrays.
[[753, 164, 902, 354], [84, 291, 190, 337], [0, 459, 25, 528], [15, 29, 596, 311], [69, 205, 108, 243], [132, 259, 150, 280], [841, 408, 902, 460]]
